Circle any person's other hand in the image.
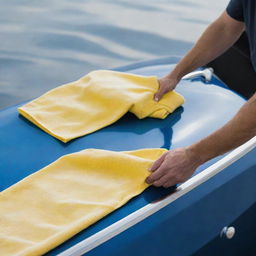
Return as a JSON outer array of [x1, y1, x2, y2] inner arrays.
[[145, 148, 202, 188], [154, 76, 180, 102]]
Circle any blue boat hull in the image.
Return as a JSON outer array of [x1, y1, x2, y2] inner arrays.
[[85, 147, 256, 256], [1, 57, 255, 256]]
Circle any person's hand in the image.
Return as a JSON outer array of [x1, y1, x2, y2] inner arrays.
[[145, 148, 203, 188], [154, 76, 180, 102]]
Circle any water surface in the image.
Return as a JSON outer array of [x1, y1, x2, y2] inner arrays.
[[0, 0, 228, 109]]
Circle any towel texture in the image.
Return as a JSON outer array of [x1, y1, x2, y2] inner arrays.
[[0, 148, 167, 256], [18, 70, 184, 142]]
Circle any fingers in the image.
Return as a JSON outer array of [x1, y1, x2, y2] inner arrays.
[[154, 77, 180, 101], [146, 160, 169, 184], [154, 85, 169, 102], [147, 170, 177, 188], [149, 151, 168, 172], [146, 168, 164, 184], [152, 175, 169, 187], [162, 180, 176, 188], [146, 147, 199, 188], [151, 173, 178, 188], [146, 158, 178, 187]]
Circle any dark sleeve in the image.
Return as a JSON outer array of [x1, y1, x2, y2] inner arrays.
[[226, 0, 244, 22]]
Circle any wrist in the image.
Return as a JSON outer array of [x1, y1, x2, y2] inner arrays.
[[165, 73, 181, 82], [166, 66, 186, 81], [163, 74, 180, 90], [185, 144, 207, 166]]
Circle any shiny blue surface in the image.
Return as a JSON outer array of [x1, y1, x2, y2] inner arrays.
[[87, 147, 256, 256], [0, 58, 246, 255]]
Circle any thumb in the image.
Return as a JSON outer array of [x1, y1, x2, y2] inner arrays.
[[149, 151, 168, 171], [154, 85, 168, 102]]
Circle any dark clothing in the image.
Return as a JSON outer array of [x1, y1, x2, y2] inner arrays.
[[207, 32, 256, 99], [206, 0, 256, 99], [226, 0, 256, 72]]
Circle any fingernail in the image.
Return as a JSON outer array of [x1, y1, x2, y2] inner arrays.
[[145, 178, 151, 184]]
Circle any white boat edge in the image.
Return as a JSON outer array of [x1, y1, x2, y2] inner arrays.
[[58, 135, 256, 256]]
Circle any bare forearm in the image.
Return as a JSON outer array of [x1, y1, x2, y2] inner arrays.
[[147, 96, 256, 188], [167, 11, 244, 80], [189, 94, 256, 163]]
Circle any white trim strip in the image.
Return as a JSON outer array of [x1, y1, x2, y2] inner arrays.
[[181, 68, 213, 81], [59, 136, 256, 256]]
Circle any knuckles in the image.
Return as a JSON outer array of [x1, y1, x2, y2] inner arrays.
[[153, 182, 161, 187], [163, 183, 171, 188]]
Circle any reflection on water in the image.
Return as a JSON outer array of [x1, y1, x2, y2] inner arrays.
[[0, 0, 228, 109]]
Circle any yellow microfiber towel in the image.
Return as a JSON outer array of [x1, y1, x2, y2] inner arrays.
[[0, 148, 167, 256], [18, 70, 184, 142]]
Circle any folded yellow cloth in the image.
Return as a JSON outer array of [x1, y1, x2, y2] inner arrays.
[[18, 70, 184, 142], [0, 148, 167, 256]]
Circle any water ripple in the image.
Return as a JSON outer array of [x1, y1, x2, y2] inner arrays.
[[0, 0, 229, 109], [84, 24, 193, 56]]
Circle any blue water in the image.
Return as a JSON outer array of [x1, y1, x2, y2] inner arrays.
[[0, 0, 228, 109]]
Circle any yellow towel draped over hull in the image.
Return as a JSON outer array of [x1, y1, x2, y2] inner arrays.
[[18, 70, 184, 142], [0, 148, 167, 256]]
